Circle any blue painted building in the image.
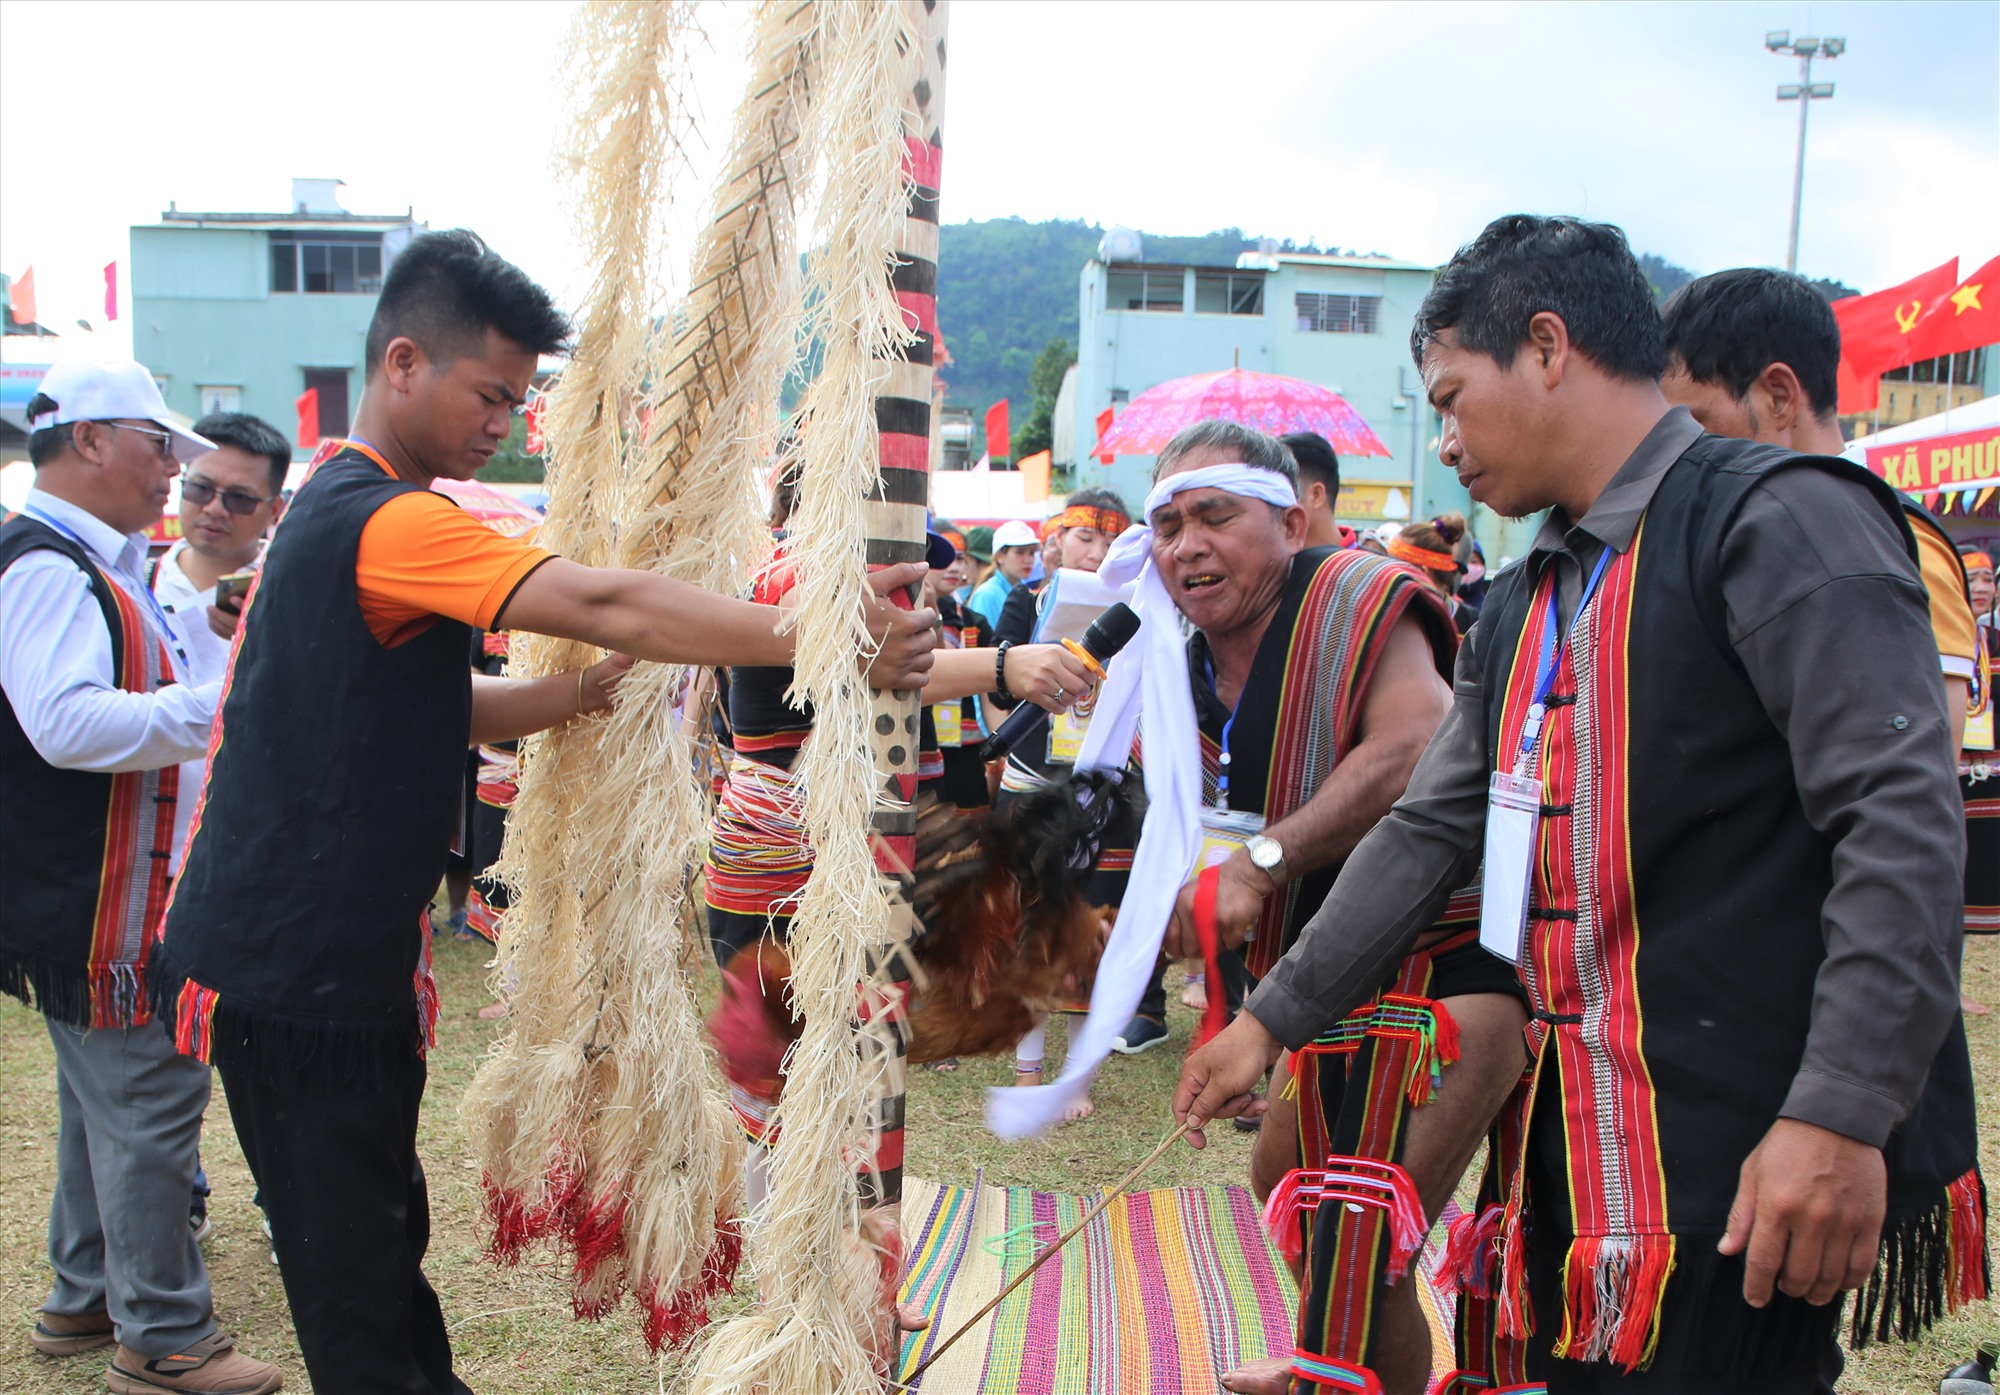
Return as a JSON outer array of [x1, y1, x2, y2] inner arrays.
[[130, 180, 424, 458], [1064, 246, 1541, 560]]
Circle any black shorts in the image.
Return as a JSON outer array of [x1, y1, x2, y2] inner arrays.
[[1426, 929, 1531, 1005]]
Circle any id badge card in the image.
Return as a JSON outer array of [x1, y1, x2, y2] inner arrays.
[[1195, 807, 1267, 872], [1478, 771, 1542, 965], [1046, 706, 1088, 765], [1966, 700, 1994, 753], [933, 700, 963, 747]]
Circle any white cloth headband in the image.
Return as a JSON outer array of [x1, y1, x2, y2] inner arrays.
[[1140, 460, 1299, 520], [986, 460, 1295, 1137]]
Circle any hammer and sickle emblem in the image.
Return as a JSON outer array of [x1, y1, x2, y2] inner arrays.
[[1895, 299, 1923, 334]]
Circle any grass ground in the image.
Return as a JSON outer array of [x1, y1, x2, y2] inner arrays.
[[3, 936, 1994, 1394]]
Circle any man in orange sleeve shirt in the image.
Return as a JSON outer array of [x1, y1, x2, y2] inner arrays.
[[154, 231, 935, 1395]]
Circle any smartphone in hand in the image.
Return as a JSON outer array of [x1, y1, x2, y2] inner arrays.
[[214, 570, 257, 615]]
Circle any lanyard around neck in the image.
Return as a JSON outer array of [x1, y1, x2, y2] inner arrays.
[[1201, 648, 1247, 811], [1514, 546, 1615, 774], [21, 505, 189, 671], [340, 436, 396, 475]]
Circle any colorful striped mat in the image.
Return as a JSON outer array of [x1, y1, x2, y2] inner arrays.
[[896, 1175, 1298, 1393]]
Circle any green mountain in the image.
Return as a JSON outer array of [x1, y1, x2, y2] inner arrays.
[[935, 219, 1325, 418]]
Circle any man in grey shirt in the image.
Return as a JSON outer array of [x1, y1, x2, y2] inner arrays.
[[1175, 216, 1963, 1392]]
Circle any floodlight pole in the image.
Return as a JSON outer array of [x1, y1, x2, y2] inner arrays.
[[1768, 31, 1843, 272]]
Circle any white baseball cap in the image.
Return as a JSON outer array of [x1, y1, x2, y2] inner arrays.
[[993, 519, 1039, 550], [26, 360, 215, 463]]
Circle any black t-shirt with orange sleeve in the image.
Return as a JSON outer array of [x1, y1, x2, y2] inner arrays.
[[345, 446, 553, 646]]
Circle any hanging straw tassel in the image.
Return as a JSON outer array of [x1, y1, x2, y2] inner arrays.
[[462, 0, 695, 1247], [463, 0, 759, 1345], [682, 3, 933, 1391]]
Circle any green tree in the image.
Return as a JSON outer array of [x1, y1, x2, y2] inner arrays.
[[479, 416, 545, 484], [1804, 275, 1861, 303], [1028, 335, 1074, 403], [1012, 336, 1075, 459], [1637, 252, 1697, 305], [1012, 398, 1055, 460]]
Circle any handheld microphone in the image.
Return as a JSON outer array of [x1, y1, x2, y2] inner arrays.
[[977, 602, 1140, 762]]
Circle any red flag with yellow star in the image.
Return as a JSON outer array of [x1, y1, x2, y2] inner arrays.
[[1831, 259, 1958, 412], [1909, 256, 1999, 362]]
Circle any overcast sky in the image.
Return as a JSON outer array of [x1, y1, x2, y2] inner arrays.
[[2, 0, 1992, 359]]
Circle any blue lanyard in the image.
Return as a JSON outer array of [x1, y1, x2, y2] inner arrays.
[[1515, 546, 1614, 770], [22, 506, 189, 669], [1219, 710, 1240, 810], [1204, 651, 1244, 811]]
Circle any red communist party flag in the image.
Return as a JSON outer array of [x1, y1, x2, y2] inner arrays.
[[7, 266, 34, 329], [1831, 259, 1959, 412], [523, 393, 546, 455], [1909, 256, 2000, 362], [295, 388, 321, 449], [985, 399, 1010, 462], [1094, 406, 1115, 464], [103, 262, 118, 322]]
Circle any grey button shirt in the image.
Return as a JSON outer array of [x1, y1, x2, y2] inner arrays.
[[1247, 407, 1965, 1148]]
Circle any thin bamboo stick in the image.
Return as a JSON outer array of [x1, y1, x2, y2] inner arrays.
[[898, 1118, 1197, 1386]]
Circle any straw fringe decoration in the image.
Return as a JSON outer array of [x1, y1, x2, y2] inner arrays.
[[681, 2, 926, 1390], [461, 0, 807, 1346]]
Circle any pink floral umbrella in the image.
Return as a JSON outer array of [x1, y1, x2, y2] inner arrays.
[[432, 476, 545, 539], [1094, 367, 1391, 458]]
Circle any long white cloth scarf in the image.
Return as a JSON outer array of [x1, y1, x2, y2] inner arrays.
[[986, 463, 1299, 1136]]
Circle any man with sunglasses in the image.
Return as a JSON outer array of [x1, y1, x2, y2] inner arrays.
[[1, 360, 283, 1392], [152, 413, 289, 686], [148, 411, 290, 1258]]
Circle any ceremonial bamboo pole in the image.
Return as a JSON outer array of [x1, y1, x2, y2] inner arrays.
[[860, 0, 949, 1231], [686, 6, 941, 1389]]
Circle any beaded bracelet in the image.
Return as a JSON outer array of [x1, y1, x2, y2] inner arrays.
[[992, 639, 1017, 704]]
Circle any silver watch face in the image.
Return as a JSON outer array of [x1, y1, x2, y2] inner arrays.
[[1249, 837, 1282, 870]]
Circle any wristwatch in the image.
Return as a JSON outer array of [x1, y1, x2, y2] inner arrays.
[[1245, 834, 1288, 890]]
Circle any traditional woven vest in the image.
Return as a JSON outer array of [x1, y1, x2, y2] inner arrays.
[[156, 448, 472, 1083], [0, 516, 179, 1029], [1478, 437, 1915, 1366], [1189, 545, 1459, 976]]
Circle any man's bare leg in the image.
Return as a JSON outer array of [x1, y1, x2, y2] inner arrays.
[[1223, 993, 1529, 1395]]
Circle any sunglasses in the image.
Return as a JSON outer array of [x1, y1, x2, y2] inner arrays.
[[105, 421, 177, 461], [181, 476, 274, 517]]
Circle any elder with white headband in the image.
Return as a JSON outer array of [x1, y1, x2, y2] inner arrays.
[[997, 418, 1524, 1395]]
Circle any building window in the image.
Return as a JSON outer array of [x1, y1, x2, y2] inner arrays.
[[199, 385, 242, 417], [271, 233, 385, 294], [1295, 292, 1381, 334], [1105, 268, 1184, 312], [1880, 348, 1985, 385], [302, 368, 351, 438], [1194, 273, 1264, 315]]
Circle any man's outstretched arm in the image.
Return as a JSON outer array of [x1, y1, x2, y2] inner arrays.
[[498, 558, 937, 690]]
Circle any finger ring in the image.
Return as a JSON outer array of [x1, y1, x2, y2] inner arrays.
[[1054, 686, 1067, 702]]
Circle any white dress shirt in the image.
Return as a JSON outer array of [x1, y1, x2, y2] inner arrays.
[[151, 539, 244, 688], [0, 489, 221, 869]]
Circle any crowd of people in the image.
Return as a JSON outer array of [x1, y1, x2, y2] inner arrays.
[[0, 214, 1990, 1395]]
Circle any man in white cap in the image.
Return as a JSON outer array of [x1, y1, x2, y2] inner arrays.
[[0, 360, 282, 1392], [966, 517, 1040, 630]]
